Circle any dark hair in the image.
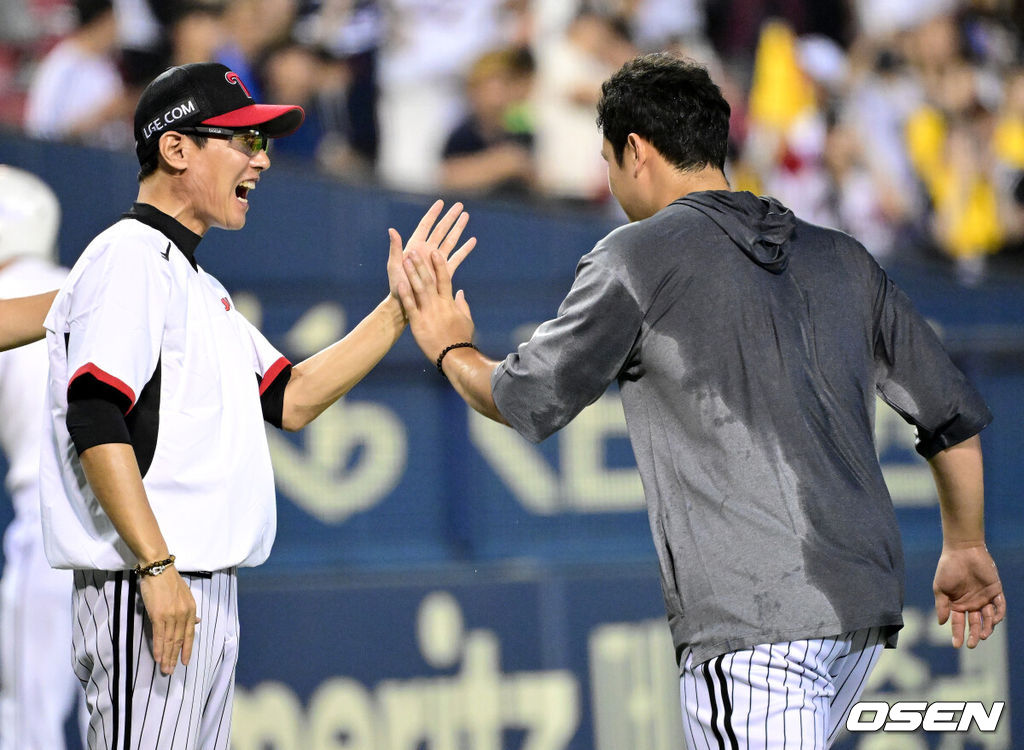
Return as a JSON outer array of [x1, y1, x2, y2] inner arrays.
[[137, 134, 208, 182], [508, 45, 536, 78], [596, 53, 730, 172], [75, 0, 113, 26]]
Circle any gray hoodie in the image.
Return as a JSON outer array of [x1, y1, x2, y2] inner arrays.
[[493, 190, 991, 665]]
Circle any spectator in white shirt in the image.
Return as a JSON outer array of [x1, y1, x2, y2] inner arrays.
[[23, 0, 134, 150]]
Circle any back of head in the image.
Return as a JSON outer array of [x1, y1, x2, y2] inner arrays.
[[0, 166, 60, 264], [597, 52, 731, 171]]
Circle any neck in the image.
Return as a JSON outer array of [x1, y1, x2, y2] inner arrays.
[[661, 166, 730, 205], [137, 178, 208, 237], [621, 133, 732, 219]]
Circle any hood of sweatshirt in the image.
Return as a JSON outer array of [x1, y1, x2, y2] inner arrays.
[[677, 190, 796, 274]]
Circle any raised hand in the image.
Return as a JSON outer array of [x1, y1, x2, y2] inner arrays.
[[387, 200, 476, 302], [933, 543, 1006, 648], [397, 249, 475, 363]]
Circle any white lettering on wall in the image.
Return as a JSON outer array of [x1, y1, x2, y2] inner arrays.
[[469, 394, 644, 515], [234, 296, 407, 524], [472, 393, 937, 515], [232, 592, 581, 749], [589, 620, 685, 750]]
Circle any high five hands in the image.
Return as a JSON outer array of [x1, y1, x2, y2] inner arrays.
[[396, 239, 476, 363], [387, 200, 475, 307], [389, 200, 477, 361]]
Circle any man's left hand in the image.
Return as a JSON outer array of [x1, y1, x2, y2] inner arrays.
[[933, 543, 1006, 648]]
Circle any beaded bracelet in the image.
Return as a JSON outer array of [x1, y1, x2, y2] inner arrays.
[[134, 555, 176, 577], [435, 342, 477, 376]]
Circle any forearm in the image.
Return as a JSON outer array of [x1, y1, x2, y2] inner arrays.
[[281, 295, 407, 430], [0, 290, 57, 351], [441, 158, 507, 191], [441, 149, 529, 191], [928, 434, 985, 547], [79, 442, 169, 565], [441, 347, 508, 424], [66, 94, 132, 137]]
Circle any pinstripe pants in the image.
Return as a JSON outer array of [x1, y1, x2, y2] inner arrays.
[[72, 568, 239, 750], [680, 627, 886, 750]]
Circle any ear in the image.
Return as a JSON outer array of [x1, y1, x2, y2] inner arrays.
[[626, 133, 647, 177], [157, 131, 190, 172]]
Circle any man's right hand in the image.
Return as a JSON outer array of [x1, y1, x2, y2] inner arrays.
[[397, 249, 476, 363], [77, 443, 201, 674], [386, 199, 476, 303], [138, 566, 199, 675], [396, 249, 506, 424]]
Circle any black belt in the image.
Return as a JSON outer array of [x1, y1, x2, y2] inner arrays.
[[128, 569, 213, 579]]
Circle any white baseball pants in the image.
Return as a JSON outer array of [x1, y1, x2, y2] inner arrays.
[[680, 626, 886, 749], [72, 568, 239, 750]]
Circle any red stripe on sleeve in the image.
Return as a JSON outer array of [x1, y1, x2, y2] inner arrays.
[[69, 363, 137, 412], [259, 356, 291, 396]]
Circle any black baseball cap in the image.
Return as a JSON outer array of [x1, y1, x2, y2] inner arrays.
[[134, 62, 304, 164]]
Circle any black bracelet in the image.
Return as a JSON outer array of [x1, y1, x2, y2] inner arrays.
[[436, 342, 477, 376]]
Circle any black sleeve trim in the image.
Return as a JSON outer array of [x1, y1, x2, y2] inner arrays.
[[258, 363, 292, 429], [916, 408, 994, 460], [66, 397, 131, 455]]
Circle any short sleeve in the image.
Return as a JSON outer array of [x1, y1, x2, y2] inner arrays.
[[872, 270, 992, 458], [236, 313, 291, 427], [65, 242, 171, 413], [492, 251, 644, 443]]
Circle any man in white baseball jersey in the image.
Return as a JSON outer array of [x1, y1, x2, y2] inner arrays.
[[0, 165, 82, 750], [39, 62, 474, 750]]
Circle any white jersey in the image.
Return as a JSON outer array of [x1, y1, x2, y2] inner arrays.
[[40, 204, 289, 572], [0, 257, 68, 516]]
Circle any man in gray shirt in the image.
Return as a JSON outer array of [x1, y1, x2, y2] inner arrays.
[[394, 52, 1005, 748]]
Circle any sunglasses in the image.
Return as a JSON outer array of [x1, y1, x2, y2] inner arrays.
[[177, 127, 270, 157]]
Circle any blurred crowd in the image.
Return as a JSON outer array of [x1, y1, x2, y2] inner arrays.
[[1, 0, 1023, 282]]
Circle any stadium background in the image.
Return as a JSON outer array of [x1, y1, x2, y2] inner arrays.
[[0, 130, 1020, 749]]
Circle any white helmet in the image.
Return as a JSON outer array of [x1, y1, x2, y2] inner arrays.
[[0, 165, 60, 264]]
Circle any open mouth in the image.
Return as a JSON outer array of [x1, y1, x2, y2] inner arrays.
[[236, 180, 255, 204]]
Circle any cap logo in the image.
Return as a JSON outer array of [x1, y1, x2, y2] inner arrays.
[[141, 97, 198, 141], [225, 71, 252, 99]]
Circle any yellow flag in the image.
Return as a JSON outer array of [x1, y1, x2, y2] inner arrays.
[[749, 20, 816, 131]]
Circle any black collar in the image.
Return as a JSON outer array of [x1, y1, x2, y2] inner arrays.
[[122, 203, 202, 270]]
